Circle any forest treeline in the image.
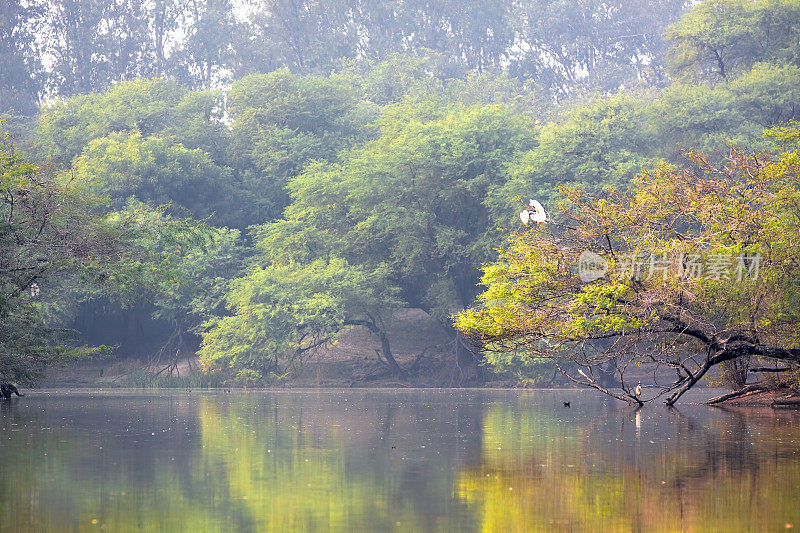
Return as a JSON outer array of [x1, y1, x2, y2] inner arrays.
[[2, 0, 694, 114], [2, 0, 800, 386]]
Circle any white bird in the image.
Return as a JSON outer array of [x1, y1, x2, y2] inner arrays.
[[528, 199, 547, 223], [634, 381, 642, 397], [29, 282, 40, 298], [520, 199, 548, 225]]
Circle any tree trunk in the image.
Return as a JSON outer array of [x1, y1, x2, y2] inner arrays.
[[371, 323, 404, 379], [347, 319, 405, 378], [455, 331, 485, 385]]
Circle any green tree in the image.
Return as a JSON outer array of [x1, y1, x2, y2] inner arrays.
[[199, 258, 403, 382], [267, 101, 536, 319], [666, 0, 800, 83], [0, 129, 210, 385], [170, 0, 237, 88], [501, 92, 654, 208], [455, 126, 800, 405], [647, 82, 745, 159], [226, 70, 372, 224], [340, 53, 546, 117], [159, 88, 230, 161], [206, 101, 536, 382], [144, 226, 245, 369], [501, 64, 800, 212], [32, 78, 188, 165], [71, 131, 237, 225], [510, 0, 690, 98], [0, 1, 43, 116], [649, 63, 800, 158], [338, 54, 452, 107], [30, 79, 248, 226], [729, 63, 800, 128]]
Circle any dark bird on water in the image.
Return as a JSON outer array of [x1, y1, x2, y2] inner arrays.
[[1, 382, 24, 399], [563, 401, 571, 407]]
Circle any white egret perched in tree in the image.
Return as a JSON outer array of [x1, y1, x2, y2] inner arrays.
[[520, 199, 548, 225]]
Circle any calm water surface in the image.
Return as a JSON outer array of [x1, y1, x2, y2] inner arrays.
[[1, 389, 798, 532]]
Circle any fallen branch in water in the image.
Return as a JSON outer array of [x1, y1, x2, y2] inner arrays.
[[707, 383, 770, 404]]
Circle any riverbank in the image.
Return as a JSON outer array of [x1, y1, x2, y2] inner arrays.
[[43, 309, 518, 389]]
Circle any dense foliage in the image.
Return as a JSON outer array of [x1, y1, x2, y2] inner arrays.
[[1, 0, 800, 393], [456, 128, 800, 404], [198, 102, 536, 379], [0, 129, 213, 383], [199, 258, 403, 382], [2, 0, 691, 114]]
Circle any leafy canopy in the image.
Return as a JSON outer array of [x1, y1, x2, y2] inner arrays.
[[456, 124, 800, 404], [198, 258, 402, 383], [0, 128, 213, 383]]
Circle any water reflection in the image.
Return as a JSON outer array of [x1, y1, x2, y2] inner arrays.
[[0, 390, 798, 531]]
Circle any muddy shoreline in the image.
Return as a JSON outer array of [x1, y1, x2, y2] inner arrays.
[[709, 387, 800, 408]]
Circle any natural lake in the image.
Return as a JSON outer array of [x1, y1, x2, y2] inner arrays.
[[1, 389, 799, 532]]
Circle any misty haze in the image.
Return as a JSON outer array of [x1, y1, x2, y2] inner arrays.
[[2, 1, 800, 531]]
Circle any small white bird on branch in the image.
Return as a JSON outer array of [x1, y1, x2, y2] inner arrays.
[[520, 199, 548, 225]]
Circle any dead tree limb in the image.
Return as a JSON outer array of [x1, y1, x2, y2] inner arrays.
[[707, 383, 770, 404]]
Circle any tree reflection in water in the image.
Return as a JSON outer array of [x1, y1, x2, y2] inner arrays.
[[0, 390, 798, 531]]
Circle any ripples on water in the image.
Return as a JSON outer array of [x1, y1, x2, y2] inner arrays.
[[1, 389, 798, 532]]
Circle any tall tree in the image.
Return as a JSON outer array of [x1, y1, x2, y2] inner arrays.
[[149, 0, 184, 78], [237, 0, 358, 75], [171, 0, 237, 88], [510, 0, 690, 98], [44, 0, 148, 96], [399, 0, 512, 73], [666, 0, 800, 83], [0, 0, 43, 115]]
